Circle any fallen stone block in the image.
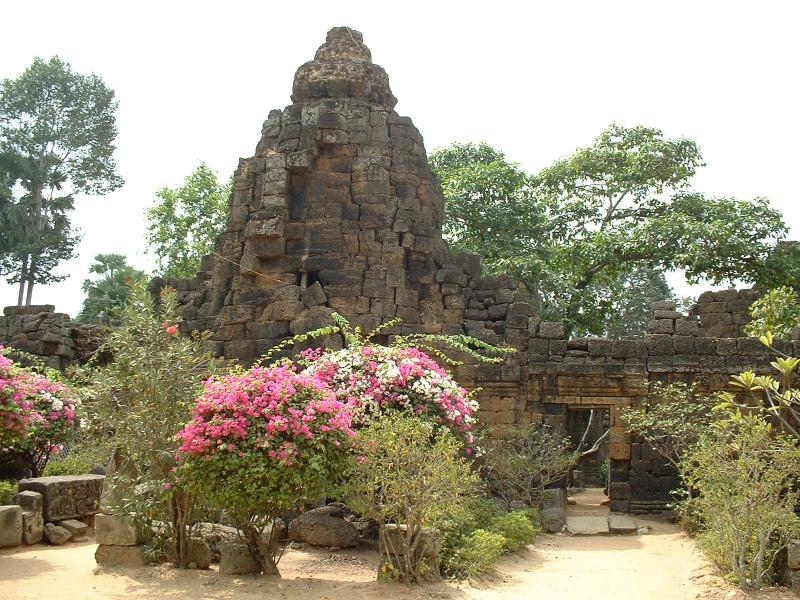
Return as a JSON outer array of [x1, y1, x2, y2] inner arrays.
[[379, 524, 441, 582], [18, 475, 104, 522], [788, 539, 800, 570], [187, 539, 212, 570], [541, 506, 566, 533], [95, 544, 149, 567], [0, 505, 22, 547], [21, 510, 43, 544], [608, 514, 637, 534], [194, 522, 241, 563], [57, 519, 88, 541], [12, 490, 42, 514], [95, 513, 143, 546], [289, 508, 358, 548], [43, 522, 71, 545], [566, 516, 609, 536], [218, 542, 261, 575]]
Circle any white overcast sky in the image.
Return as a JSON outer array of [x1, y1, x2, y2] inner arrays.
[[0, 0, 798, 316]]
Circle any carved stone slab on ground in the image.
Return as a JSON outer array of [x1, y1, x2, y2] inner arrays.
[[18, 474, 104, 522]]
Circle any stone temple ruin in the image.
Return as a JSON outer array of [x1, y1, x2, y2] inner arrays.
[[1, 27, 794, 515]]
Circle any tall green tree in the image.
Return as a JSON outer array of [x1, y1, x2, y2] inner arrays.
[[0, 56, 123, 305], [431, 126, 793, 334], [603, 268, 678, 339], [146, 163, 230, 278], [77, 253, 146, 324]]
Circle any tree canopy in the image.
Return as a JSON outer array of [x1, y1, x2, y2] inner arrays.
[[146, 163, 230, 278], [0, 56, 123, 305], [431, 126, 794, 334], [77, 253, 146, 324]]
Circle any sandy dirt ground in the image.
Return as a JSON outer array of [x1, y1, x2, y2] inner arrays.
[[0, 520, 794, 600]]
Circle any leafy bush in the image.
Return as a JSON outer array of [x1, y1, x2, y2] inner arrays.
[[89, 282, 219, 568], [448, 528, 506, 579], [43, 439, 111, 476], [179, 365, 355, 577], [744, 286, 800, 339], [441, 503, 540, 578], [681, 412, 800, 589], [346, 413, 478, 583], [622, 382, 714, 469], [480, 424, 575, 509], [0, 480, 16, 504], [489, 510, 539, 552]]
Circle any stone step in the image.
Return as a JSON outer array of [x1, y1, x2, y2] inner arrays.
[[566, 515, 638, 536], [566, 516, 609, 535]]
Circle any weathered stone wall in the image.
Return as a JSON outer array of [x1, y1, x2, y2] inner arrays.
[[1, 27, 793, 514], [143, 27, 791, 513], [0, 305, 106, 370]]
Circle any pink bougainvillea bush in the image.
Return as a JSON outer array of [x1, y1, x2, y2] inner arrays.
[[0, 347, 79, 475], [178, 365, 355, 576], [302, 345, 478, 452], [0, 350, 29, 449]]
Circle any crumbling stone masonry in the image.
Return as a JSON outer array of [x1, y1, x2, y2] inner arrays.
[[2, 28, 794, 514], [148, 28, 797, 513], [0, 305, 105, 369]]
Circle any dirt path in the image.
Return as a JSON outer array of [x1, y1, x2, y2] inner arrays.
[[0, 520, 793, 600]]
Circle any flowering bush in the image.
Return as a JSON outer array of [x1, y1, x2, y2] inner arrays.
[[0, 347, 79, 475], [14, 370, 79, 476], [0, 350, 29, 448], [302, 345, 478, 451], [179, 365, 355, 576]]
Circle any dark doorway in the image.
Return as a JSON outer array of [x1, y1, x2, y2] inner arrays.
[[566, 407, 610, 488]]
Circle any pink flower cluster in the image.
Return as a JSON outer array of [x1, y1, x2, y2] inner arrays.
[[303, 345, 478, 450], [0, 347, 79, 451], [178, 366, 355, 466]]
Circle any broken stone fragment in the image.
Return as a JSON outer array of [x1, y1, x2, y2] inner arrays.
[[94, 513, 143, 546], [57, 518, 88, 541], [218, 542, 261, 575], [43, 522, 71, 545], [21, 510, 43, 544], [0, 505, 22, 547], [95, 544, 149, 567]]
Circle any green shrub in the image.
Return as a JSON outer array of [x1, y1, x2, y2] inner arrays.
[[681, 412, 800, 589], [0, 480, 16, 504], [89, 282, 220, 568], [490, 510, 539, 552], [43, 441, 111, 476], [480, 424, 576, 510], [448, 528, 506, 578], [346, 414, 479, 583]]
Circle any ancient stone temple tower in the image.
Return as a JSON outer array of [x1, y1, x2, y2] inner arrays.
[[151, 26, 787, 515], [167, 26, 511, 361]]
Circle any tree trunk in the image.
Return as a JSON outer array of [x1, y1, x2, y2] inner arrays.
[[25, 180, 44, 306], [24, 269, 34, 305], [241, 521, 280, 577], [16, 254, 28, 306]]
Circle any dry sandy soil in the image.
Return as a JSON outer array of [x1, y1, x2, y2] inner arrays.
[[0, 519, 795, 600]]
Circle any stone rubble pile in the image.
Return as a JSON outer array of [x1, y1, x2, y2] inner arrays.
[[0, 475, 104, 548]]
